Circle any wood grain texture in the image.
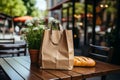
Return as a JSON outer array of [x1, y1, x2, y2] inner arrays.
[[0, 56, 120, 80]]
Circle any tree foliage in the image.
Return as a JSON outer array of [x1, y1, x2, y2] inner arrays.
[[22, 0, 40, 16], [0, 0, 42, 17], [105, 1, 117, 14], [0, 0, 27, 16]]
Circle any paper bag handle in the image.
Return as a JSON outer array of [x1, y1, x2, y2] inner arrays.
[[50, 23, 63, 45], [50, 23, 63, 31]]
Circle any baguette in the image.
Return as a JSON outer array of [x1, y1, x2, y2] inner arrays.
[[74, 56, 96, 67]]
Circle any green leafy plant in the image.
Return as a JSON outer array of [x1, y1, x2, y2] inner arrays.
[[23, 17, 45, 50], [22, 17, 60, 50]]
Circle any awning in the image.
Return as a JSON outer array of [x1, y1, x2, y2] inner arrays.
[[14, 16, 32, 22], [48, 0, 70, 11], [48, 0, 102, 11]]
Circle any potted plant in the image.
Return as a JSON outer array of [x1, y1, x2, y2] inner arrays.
[[22, 17, 60, 64], [22, 17, 45, 64]]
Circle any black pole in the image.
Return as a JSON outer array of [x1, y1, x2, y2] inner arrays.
[[84, 0, 87, 45], [72, 0, 75, 29], [92, 0, 96, 45], [111, 0, 120, 65], [67, 7, 69, 29], [72, 0, 75, 48]]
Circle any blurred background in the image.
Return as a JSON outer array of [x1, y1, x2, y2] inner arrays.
[[0, 0, 120, 64]]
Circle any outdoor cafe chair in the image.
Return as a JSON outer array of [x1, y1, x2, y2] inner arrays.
[[88, 44, 114, 63], [0, 38, 15, 44], [0, 38, 27, 57], [87, 44, 114, 80]]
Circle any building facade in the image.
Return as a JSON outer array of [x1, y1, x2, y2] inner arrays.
[[46, 0, 63, 20]]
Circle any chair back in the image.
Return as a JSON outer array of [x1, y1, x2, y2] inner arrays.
[[0, 43, 27, 57], [88, 44, 113, 63], [17, 43, 27, 56], [0, 38, 15, 44]]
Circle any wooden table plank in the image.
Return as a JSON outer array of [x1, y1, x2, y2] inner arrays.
[[20, 56, 31, 63], [0, 58, 24, 80], [73, 66, 96, 78], [13, 57, 30, 69], [45, 70, 71, 80], [13, 57, 60, 80], [4, 58, 41, 80], [95, 61, 120, 74], [61, 71, 82, 80], [72, 61, 120, 78]]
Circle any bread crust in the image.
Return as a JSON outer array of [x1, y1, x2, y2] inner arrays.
[[74, 56, 96, 67]]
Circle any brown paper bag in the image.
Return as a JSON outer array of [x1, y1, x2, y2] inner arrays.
[[39, 28, 74, 70]]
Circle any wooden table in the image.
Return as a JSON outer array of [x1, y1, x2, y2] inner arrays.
[[0, 56, 120, 80]]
